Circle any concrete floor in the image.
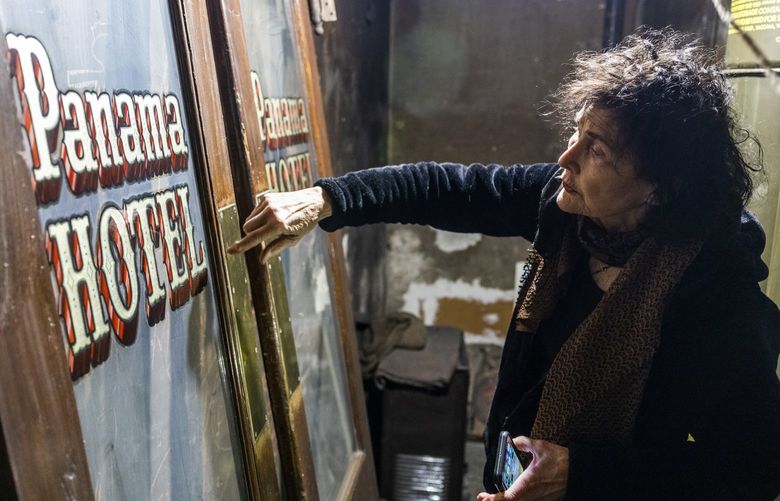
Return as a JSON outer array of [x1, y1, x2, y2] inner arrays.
[[461, 439, 487, 501]]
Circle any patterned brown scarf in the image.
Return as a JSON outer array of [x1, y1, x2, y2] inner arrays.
[[515, 218, 703, 447]]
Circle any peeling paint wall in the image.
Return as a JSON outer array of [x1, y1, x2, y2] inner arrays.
[[393, 232, 530, 343], [383, 225, 528, 343], [385, 0, 606, 345]]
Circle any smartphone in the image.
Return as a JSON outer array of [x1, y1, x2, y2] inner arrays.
[[493, 431, 524, 492]]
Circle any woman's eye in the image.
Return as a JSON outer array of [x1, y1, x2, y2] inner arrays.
[[590, 146, 605, 158]]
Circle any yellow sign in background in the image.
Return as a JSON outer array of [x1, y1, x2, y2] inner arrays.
[[727, 0, 780, 66]]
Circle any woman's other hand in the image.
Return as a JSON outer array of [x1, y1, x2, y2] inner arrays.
[[226, 186, 332, 261], [476, 437, 569, 501]]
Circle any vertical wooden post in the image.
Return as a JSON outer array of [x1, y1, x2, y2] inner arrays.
[[0, 30, 93, 501]]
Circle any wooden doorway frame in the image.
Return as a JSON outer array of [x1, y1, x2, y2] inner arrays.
[[203, 0, 379, 498]]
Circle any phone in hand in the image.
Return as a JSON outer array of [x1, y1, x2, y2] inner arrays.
[[493, 431, 524, 492]]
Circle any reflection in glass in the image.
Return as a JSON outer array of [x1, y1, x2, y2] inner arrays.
[[282, 231, 356, 498]]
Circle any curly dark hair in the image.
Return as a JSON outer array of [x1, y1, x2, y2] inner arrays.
[[551, 27, 763, 241]]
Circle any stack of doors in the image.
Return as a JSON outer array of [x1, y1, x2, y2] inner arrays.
[[0, 1, 378, 500]]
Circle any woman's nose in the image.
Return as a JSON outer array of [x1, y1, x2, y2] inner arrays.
[[558, 139, 580, 172]]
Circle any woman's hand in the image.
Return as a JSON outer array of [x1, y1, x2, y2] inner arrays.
[[477, 437, 569, 501], [226, 186, 332, 261]]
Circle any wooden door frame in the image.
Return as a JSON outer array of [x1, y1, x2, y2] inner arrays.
[[0, 24, 94, 500], [204, 0, 322, 498], [204, 0, 379, 499], [168, 0, 290, 498]]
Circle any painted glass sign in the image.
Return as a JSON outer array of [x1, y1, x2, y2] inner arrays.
[[238, 0, 357, 497], [2, 3, 243, 498]]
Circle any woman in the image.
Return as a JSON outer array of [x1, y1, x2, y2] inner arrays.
[[229, 29, 780, 499]]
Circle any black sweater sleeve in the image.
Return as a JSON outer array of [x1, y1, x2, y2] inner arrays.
[[314, 162, 560, 241]]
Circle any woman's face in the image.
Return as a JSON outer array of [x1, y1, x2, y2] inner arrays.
[[556, 107, 655, 233]]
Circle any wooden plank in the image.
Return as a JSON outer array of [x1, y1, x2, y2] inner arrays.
[[0, 28, 93, 501], [167, 0, 289, 498], [204, 0, 321, 498]]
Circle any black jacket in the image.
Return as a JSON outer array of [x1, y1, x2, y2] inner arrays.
[[316, 161, 780, 500]]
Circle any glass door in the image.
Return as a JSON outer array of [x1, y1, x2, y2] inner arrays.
[[0, 0, 284, 498], [206, 0, 378, 498]]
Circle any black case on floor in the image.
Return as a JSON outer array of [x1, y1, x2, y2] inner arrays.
[[375, 327, 469, 501]]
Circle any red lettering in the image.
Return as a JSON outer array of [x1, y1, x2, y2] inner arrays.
[[134, 93, 170, 179], [164, 95, 188, 171], [114, 92, 144, 181], [265, 160, 278, 192], [301, 152, 312, 188], [279, 157, 292, 192], [176, 186, 208, 296], [85, 91, 124, 188], [156, 189, 190, 309], [125, 195, 167, 325], [46, 216, 111, 379], [96, 205, 140, 345], [264, 97, 278, 150], [6, 33, 62, 204], [60, 90, 99, 195], [250, 71, 267, 148]]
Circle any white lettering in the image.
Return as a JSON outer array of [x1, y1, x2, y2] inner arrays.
[[60, 90, 99, 194], [97, 205, 140, 344], [6, 33, 62, 203], [46, 216, 111, 378]]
